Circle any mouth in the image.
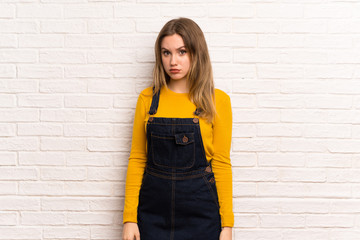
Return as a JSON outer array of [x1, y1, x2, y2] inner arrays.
[[170, 69, 180, 73]]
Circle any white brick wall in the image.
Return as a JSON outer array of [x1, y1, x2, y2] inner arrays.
[[0, 1, 359, 239]]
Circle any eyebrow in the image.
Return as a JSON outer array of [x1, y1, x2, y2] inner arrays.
[[161, 46, 186, 51]]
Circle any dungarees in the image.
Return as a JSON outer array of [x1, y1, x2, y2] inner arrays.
[[137, 87, 222, 240]]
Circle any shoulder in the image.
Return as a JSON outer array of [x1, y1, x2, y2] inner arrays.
[[138, 86, 153, 102], [214, 88, 231, 105]]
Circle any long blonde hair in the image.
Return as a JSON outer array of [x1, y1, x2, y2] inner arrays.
[[152, 17, 216, 123]]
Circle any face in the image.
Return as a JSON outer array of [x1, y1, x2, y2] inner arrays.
[[161, 34, 191, 83]]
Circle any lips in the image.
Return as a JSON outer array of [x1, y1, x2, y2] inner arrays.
[[170, 69, 180, 73]]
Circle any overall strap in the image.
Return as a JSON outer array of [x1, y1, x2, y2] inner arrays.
[[148, 85, 202, 116], [148, 86, 160, 115]]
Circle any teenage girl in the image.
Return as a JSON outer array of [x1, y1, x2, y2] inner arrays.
[[122, 17, 234, 240]]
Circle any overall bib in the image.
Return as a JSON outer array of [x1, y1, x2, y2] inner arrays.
[[137, 88, 222, 240]]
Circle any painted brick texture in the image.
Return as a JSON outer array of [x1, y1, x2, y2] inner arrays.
[[1, 1, 360, 240]]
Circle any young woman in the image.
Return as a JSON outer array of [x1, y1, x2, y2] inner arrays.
[[122, 17, 234, 240]]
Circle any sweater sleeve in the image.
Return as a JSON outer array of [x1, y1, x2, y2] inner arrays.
[[211, 93, 234, 227], [123, 94, 147, 224]]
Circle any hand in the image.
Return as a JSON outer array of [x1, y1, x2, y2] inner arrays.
[[219, 227, 232, 240], [122, 222, 140, 240]]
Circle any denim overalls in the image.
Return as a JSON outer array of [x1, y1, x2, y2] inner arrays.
[[137, 87, 222, 240]]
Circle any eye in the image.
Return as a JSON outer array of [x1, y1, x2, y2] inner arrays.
[[180, 50, 187, 55], [162, 51, 170, 56]]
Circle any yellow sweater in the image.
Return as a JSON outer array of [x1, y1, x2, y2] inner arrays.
[[123, 85, 234, 228]]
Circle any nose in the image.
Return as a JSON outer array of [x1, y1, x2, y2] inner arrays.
[[170, 55, 177, 66]]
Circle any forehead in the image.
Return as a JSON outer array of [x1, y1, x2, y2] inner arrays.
[[161, 34, 185, 49]]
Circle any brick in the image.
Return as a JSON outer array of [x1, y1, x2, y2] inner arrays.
[[210, 34, 256, 47], [39, 50, 86, 64], [114, 5, 159, 18], [306, 214, 354, 227], [257, 64, 303, 79], [0, 182, 17, 195], [0, 34, 16, 47], [257, 124, 302, 137], [234, 49, 278, 63], [0, 138, 38, 151], [41, 137, 86, 151], [87, 50, 135, 64], [0, 212, 17, 226], [0, 21, 37, 33], [19, 182, 64, 196], [233, 168, 278, 182], [67, 212, 113, 225], [234, 230, 282, 240], [90, 198, 123, 211], [66, 152, 112, 166], [257, 4, 303, 18], [18, 123, 62, 136], [0, 94, 16, 108], [87, 138, 131, 152], [87, 109, 134, 123], [281, 20, 327, 33], [19, 35, 63, 48], [233, 80, 279, 93], [230, 153, 256, 167], [258, 183, 351, 197], [65, 182, 112, 196], [88, 19, 134, 33], [0, 197, 40, 210], [65, 65, 112, 78], [233, 183, 256, 197], [17, 4, 62, 18], [0, 123, 16, 136], [0, 50, 37, 63], [64, 95, 112, 108], [64, 4, 113, 18], [44, 227, 89, 239], [21, 212, 65, 225], [42, 198, 88, 211], [258, 34, 304, 48], [279, 169, 326, 182], [1, 109, 38, 122], [233, 109, 279, 123], [0, 227, 42, 239], [0, 64, 15, 78], [258, 153, 305, 167], [18, 65, 63, 79], [89, 79, 135, 94], [0, 80, 37, 93], [18, 94, 63, 107], [304, 4, 353, 18], [260, 214, 305, 228], [65, 35, 112, 48], [0, 152, 16, 166], [209, 4, 253, 17], [258, 94, 303, 108], [19, 152, 64, 166], [40, 79, 87, 93], [41, 20, 85, 33], [91, 227, 122, 240], [41, 168, 86, 180], [40, 109, 86, 122], [88, 167, 127, 181], [64, 123, 112, 137]]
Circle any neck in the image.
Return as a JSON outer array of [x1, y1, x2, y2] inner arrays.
[[168, 78, 189, 93]]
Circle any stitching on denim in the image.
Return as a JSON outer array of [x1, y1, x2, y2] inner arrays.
[[202, 174, 220, 209]]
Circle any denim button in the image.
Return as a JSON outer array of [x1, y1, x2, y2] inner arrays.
[[205, 166, 211, 173], [148, 117, 154, 122], [193, 118, 199, 123], [182, 136, 188, 143]]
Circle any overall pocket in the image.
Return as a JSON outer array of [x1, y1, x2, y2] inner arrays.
[[202, 173, 220, 209], [151, 132, 195, 169]]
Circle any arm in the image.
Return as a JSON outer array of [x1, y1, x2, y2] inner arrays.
[[123, 94, 147, 224], [211, 92, 234, 228]]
